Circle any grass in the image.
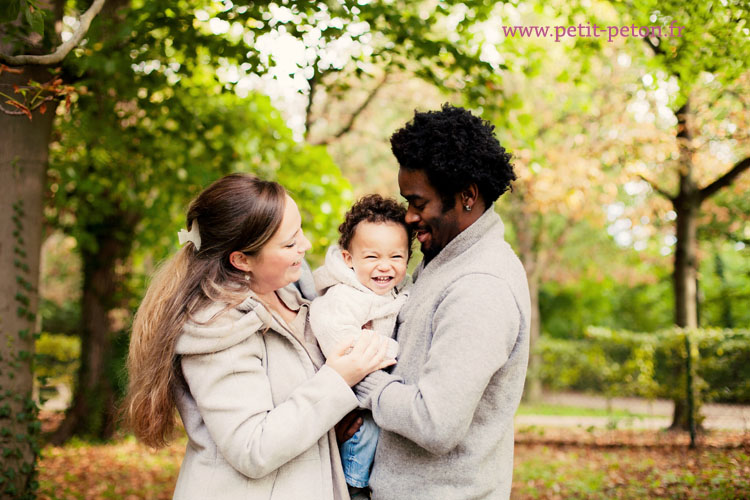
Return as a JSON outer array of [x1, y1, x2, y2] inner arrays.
[[516, 403, 650, 418], [513, 447, 606, 498], [512, 443, 750, 499]]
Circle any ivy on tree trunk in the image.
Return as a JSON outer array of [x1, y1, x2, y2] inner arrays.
[[0, 66, 55, 499]]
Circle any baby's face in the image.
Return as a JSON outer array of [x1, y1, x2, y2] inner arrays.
[[342, 221, 409, 295]]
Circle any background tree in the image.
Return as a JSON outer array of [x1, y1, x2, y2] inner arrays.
[[612, 0, 750, 428], [617, 0, 750, 329], [1, 0, 105, 495]]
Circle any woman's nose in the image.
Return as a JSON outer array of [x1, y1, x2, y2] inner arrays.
[[299, 232, 312, 252]]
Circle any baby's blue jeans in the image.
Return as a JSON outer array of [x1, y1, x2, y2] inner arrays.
[[340, 413, 379, 488]]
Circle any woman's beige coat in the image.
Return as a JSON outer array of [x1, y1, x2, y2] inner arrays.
[[172, 285, 357, 500]]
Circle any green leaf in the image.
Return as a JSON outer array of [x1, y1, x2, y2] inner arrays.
[[24, 4, 45, 37], [23, 2, 44, 36], [0, 0, 21, 23], [517, 113, 533, 127]]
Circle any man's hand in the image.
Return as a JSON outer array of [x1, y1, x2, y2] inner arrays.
[[335, 409, 365, 443]]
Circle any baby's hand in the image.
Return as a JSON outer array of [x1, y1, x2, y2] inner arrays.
[[324, 331, 394, 386]]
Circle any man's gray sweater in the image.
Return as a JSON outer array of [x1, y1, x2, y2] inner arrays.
[[354, 206, 530, 500]]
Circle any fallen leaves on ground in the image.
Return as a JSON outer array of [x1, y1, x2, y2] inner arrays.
[[38, 436, 183, 500], [36, 426, 750, 499]]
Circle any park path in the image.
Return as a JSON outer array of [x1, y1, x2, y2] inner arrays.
[[42, 384, 750, 431], [515, 391, 750, 431]]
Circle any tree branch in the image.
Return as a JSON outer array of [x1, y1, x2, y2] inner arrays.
[[638, 174, 675, 201], [699, 156, 750, 202], [312, 71, 389, 146], [643, 36, 665, 57], [304, 67, 318, 142], [536, 109, 576, 139], [0, 0, 106, 66]]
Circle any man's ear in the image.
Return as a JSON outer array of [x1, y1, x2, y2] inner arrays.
[[341, 249, 354, 269], [229, 251, 253, 272], [460, 184, 479, 211]]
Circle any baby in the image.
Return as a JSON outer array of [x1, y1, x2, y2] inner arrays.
[[309, 194, 413, 493]]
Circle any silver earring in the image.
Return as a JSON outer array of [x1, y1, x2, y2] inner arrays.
[[244, 274, 250, 281], [464, 204, 472, 212]]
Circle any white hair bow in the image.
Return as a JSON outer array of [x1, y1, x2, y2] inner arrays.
[[178, 221, 201, 251]]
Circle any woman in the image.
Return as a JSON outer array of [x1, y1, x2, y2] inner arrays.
[[125, 173, 391, 499]]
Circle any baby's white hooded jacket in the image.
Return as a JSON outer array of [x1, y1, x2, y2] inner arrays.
[[309, 245, 408, 360]]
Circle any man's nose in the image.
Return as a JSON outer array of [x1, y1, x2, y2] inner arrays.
[[405, 208, 420, 225]]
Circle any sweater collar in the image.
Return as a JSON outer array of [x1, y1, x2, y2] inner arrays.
[[414, 204, 504, 280]]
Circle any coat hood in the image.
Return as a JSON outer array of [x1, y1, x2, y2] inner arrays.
[[175, 294, 264, 355], [175, 286, 305, 355], [313, 245, 367, 296]]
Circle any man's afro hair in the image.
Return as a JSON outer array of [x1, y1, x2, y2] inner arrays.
[[390, 104, 516, 206]]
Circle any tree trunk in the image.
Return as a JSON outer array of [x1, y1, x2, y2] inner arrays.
[[673, 198, 699, 330], [511, 200, 543, 403], [671, 397, 688, 429], [524, 268, 543, 403], [670, 99, 700, 431], [0, 67, 56, 498], [49, 218, 133, 443], [43, 0, 134, 444]]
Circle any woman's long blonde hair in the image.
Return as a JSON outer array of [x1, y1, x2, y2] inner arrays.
[[124, 173, 286, 448]]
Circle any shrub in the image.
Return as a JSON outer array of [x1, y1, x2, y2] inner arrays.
[[35, 332, 80, 402], [535, 327, 750, 404]]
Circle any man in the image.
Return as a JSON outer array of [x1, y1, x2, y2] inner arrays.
[[354, 104, 530, 499]]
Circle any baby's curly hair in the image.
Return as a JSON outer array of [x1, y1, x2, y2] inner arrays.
[[390, 103, 516, 209], [338, 194, 414, 254]]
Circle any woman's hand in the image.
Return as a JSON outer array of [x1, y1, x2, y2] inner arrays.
[[325, 331, 395, 387]]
